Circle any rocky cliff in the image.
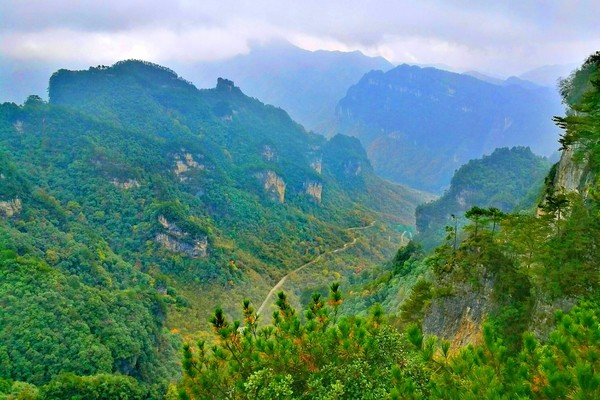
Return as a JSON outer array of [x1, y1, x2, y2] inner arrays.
[[173, 152, 205, 182], [155, 215, 208, 258], [421, 59, 598, 349], [552, 145, 594, 196], [423, 267, 497, 350], [304, 181, 323, 204], [255, 170, 286, 203], [0, 198, 21, 217]]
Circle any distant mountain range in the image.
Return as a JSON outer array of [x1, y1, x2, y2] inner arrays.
[[335, 64, 564, 192], [179, 41, 393, 134], [0, 46, 574, 195], [518, 63, 579, 87]]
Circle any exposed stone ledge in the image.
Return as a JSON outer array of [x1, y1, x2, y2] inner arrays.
[[155, 215, 208, 258], [304, 181, 323, 204], [111, 178, 140, 189], [254, 170, 286, 203], [0, 198, 22, 217]]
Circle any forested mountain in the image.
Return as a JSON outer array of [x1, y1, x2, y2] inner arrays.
[[416, 146, 551, 248], [0, 60, 429, 397], [336, 64, 564, 192], [181, 41, 393, 134]]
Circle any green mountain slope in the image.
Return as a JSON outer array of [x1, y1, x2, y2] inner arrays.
[[0, 60, 429, 394]]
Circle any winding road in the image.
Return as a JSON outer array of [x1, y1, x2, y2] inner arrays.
[[256, 221, 376, 316]]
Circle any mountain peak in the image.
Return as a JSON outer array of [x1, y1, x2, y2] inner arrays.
[[216, 77, 239, 92]]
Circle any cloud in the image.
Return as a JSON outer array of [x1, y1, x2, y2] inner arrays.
[[0, 0, 599, 76]]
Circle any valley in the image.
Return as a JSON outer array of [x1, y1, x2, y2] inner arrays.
[[256, 220, 376, 318]]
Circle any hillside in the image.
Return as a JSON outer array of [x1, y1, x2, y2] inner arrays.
[[0, 60, 429, 395], [182, 41, 393, 134], [416, 146, 551, 248], [336, 64, 564, 192]]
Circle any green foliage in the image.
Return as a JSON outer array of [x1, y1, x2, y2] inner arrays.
[[180, 287, 421, 399], [555, 52, 600, 163], [40, 373, 147, 400], [391, 240, 422, 277], [2, 48, 600, 400], [174, 52, 600, 399], [0, 247, 177, 389], [399, 280, 433, 325], [180, 287, 600, 400]]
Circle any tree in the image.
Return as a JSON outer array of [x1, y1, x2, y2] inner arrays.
[[179, 286, 415, 399], [465, 206, 488, 236], [487, 207, 504, 233], [542, 192, 569, 235]]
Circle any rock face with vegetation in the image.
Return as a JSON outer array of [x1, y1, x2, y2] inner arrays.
[[418, 53, 600, 351], [422, 274, 497, 350], [0, 197, 21, 216], [304, 181, 323, 203], [254, 170, 287, 203], [336, 64, 564, 192]]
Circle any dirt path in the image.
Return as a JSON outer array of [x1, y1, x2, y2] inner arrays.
[[256, 221, 375, 316]]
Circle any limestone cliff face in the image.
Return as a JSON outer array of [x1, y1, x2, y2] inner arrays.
[[173, 152, 204, 182], [111, 178, 140, 190], [310, 158, 322, 175], [155, 215, 208, 258], [262, 145, 277, 162], [529, 144, 589, 335], [155, 233, 208, 258], [0, 198, 22, 217], [304, 181, 323, 204], [158, 215, 183, 236], [552, 145, 594, 196], [423, 274, 496, 350], [254, 170, 286, 203]]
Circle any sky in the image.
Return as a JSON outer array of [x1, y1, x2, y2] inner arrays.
[[0, 0, 598, 93]]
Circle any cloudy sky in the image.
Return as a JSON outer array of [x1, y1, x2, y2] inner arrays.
[[0, 0, 598, 91]]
